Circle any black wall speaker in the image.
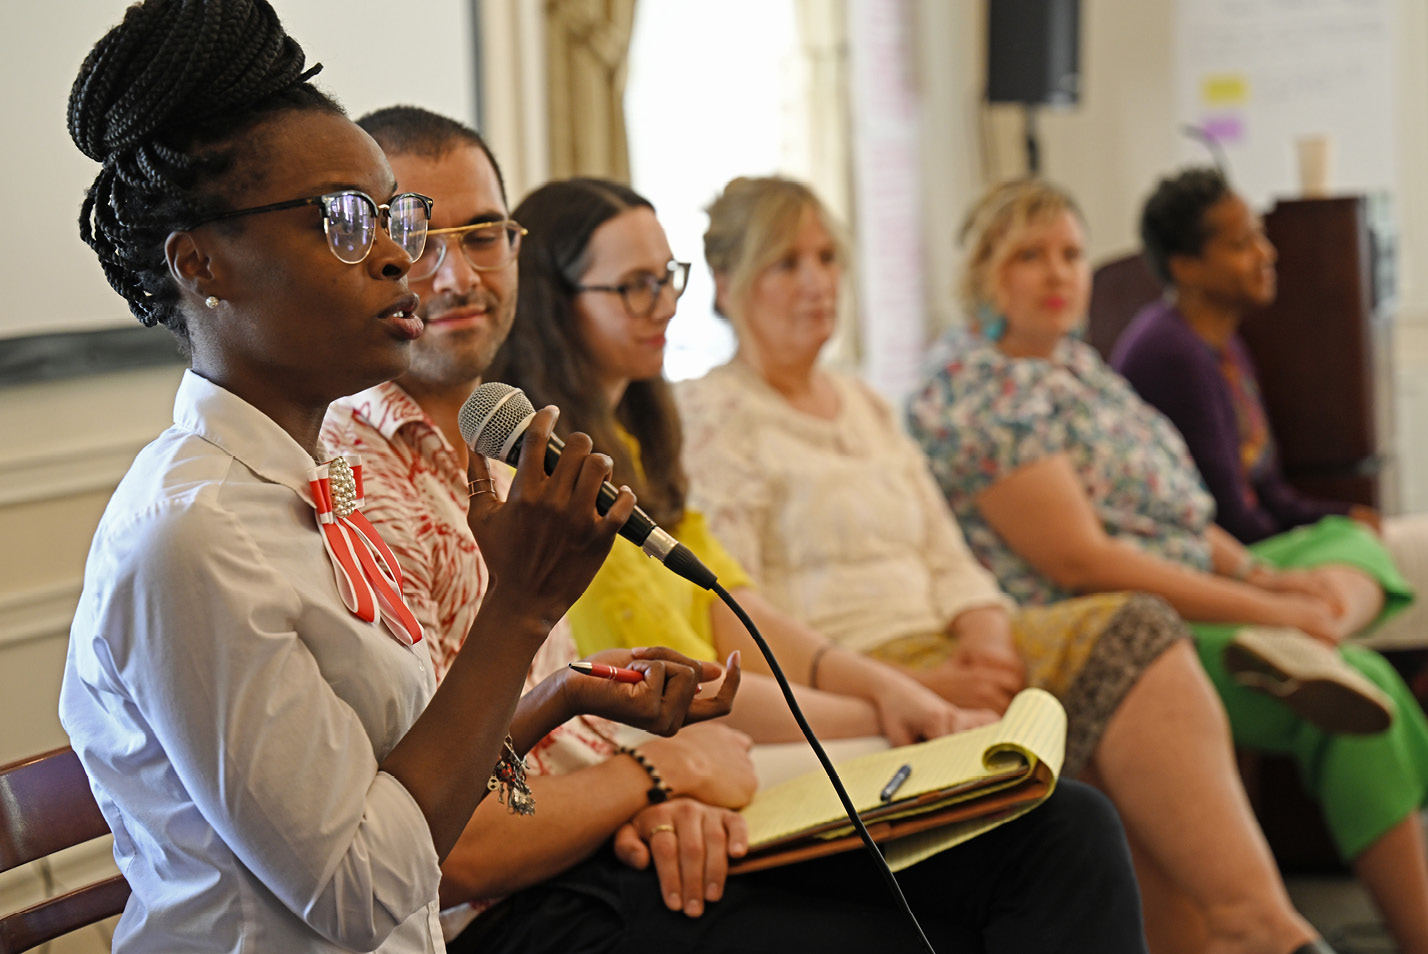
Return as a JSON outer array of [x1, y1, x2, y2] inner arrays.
[[986, 0, 1081, 106]]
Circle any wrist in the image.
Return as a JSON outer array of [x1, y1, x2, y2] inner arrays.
[[470, 592, 557, 649], [1228, 553, 1268, 583], [813, 643, 885, 702], [544, 666, 583, 729], [1243, 564, 1277, 588], [509, 679, 566, 754], [809, 642, 840, 690], [1253, 590, 1300, 626]]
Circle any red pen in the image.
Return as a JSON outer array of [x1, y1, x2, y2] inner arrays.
[[568, 660, 645, 683]]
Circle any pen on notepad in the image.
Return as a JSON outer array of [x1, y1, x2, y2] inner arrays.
[[879, 763, 913, 802], [568, 661, 646, 683]]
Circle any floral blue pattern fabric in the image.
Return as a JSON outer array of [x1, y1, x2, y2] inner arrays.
[[906, 330, 1216, 606]]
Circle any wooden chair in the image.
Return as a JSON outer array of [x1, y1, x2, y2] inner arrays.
[[0, 747, 129, 953], [1085, 250, 1163, 361]]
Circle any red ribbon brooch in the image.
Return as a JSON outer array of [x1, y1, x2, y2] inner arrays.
[[309, 455, 423, 646]]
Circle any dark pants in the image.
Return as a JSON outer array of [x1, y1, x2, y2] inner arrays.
[[452, 780, 1146, 954]]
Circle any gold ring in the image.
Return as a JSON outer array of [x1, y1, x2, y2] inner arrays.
[[649, 824, 676, 836], [467, 477, 497, 499]]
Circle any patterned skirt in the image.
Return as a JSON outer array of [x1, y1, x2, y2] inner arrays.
[[865, 592, 1187, 777]]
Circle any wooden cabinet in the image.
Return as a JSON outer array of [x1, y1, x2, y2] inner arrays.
[[1239, 195, 1397, 510]]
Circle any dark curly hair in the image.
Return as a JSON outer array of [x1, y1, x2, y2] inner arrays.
[[1138, 166, 1232, 286], [486, 178, 687, 529], [69, 0, 341, 349]]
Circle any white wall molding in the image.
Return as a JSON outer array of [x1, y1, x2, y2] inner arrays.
[[0, 435, 147, 508], [0, 578, 81, 649]]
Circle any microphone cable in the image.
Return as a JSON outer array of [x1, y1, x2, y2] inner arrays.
[[711, 581, 937, 954]]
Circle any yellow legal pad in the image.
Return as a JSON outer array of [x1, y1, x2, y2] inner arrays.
[[732, 688, 1066, 873]]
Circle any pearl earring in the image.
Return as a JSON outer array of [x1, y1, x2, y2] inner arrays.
[[205, 296, 221, 309]]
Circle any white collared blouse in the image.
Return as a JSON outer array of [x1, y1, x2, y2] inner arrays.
[[60, 371, 444, 953]]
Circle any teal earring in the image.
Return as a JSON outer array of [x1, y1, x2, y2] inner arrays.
[[976, 304, 1006, 343]]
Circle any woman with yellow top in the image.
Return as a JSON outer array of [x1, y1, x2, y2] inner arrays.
[[488, 177, 989, 749]]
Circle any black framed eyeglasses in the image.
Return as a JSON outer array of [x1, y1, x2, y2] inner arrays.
[[187, 190, 434, 266], [574, 260, 690, 319], [410, 220, 527, 281]]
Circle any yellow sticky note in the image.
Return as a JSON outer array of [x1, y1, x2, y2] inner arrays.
[[1202, 74, 1249, 107]]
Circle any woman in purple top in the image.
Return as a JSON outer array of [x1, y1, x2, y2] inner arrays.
[[1111, 167, 1357, 543], [1113, 167, 1428, 654]]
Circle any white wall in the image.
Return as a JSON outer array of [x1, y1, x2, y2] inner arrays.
[[917, 0, 1178, 317], [0, 0, 477, 339], [0, 0, 480, 754], [917, 0, 1426, 324]]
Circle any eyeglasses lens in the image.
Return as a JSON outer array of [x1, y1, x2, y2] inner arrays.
[[389, 194, 430, 264], [324, 193, 377, 265], [461, 225, 518, 270], [623, 278, 658, 317], [409, 223, 519, 281], [625, 263, 689, 317]]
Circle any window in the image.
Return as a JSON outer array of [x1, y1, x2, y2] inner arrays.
[[624, 0, 803, 381]]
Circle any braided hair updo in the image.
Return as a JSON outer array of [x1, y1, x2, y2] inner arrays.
[[68, 0, 341, 346]]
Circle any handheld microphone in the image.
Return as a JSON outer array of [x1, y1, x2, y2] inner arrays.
[[457, 382, 716, 590]]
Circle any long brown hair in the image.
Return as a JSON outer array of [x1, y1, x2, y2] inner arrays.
[[487, 177, 687, 528]]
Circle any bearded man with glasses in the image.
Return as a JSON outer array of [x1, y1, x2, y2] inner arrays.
[[318, 107, 753, 948], [322, 106, 528, 683]]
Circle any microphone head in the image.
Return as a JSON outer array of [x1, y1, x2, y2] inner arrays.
[[458, 382, 537, 464]]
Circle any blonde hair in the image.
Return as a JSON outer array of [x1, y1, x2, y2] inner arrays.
[[958, 178, 1084, 328], [703, 175, 848, 321]]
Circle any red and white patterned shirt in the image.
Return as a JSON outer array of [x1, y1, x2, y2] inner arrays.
[[323, 383, 621, 929], [323, 382, 484, 683], [323, 382, 617, 741]]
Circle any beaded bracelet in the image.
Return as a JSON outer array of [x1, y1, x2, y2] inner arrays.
[[616, 745, 672, 804], [488, 735, 535, 815]]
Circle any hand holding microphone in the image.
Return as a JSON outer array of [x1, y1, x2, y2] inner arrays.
[[459, 383, 718, 589], [459, 395, 634, 631]]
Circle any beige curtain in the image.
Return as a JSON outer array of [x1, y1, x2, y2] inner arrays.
[[544, 0, 637, 181], [793, 0, 861, 368]]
